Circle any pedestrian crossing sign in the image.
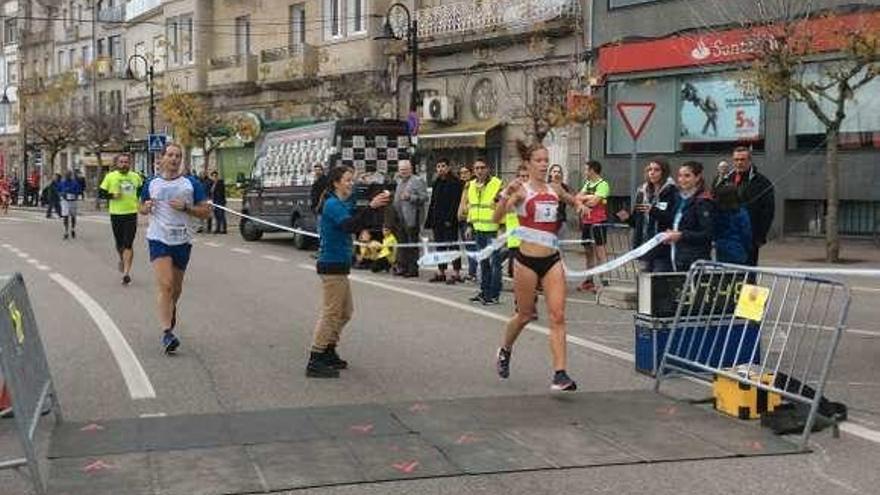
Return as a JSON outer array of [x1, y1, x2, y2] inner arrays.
[[148, 134, 167, 152]]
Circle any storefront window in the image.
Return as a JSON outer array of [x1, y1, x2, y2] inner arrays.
[[607, 78, 677, 154], [608, 72, 765, 155], [789, 63, 880, 151], [679, 73, 764, 153]]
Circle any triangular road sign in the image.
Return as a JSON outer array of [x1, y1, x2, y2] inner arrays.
[[616, 103, 656, 140]]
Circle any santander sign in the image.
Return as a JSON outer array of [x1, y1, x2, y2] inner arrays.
[[598, 10, 879, 76]]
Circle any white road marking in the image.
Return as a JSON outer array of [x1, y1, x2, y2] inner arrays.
[[847, 328, 880, 338], [297, 263, 880, 447], [853, 286, 880, 294], [262, 255, 288, 262], [231, 248, 252, 254], [36, 265, 50, 271], [204, 241, 223, 248], [1, 243, 11, 248], [49, 273, 156, 400], [17, 252, 28, 258], [139, 412, 167, 418], [26, 259, 39, 265]]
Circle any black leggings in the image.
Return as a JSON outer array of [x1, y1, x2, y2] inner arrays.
[[515, 251, 562, 280]]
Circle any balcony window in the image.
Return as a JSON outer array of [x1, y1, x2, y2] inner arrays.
[[166, 18, 179, 65], [348, 0, 366, 35], [181, 16, 193, 63], [235, 15, 251, 56], [324, 0, 342, 39], [289, 4, 306, 48], [3, 19, 18, 44]]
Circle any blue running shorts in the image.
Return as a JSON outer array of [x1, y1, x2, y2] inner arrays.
[[148, 240, 193, 271]]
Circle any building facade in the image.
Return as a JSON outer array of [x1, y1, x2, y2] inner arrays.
[[590, 0, 880, 238], [400, 0, 590, 183], [0, 0, 20, 178]]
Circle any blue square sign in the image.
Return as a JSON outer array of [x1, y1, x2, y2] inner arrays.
[[148, 134, 167, 152]]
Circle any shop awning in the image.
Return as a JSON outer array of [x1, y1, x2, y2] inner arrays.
[[417, 120, 503, 149]]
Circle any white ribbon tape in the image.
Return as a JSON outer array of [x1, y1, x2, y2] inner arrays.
[[418, 250, 466, 267], [562, 233, 667, 279], [510, 227, 559, 249]]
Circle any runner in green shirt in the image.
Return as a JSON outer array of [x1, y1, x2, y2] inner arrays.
[[99, 155, 143, 285], [578, 160, 611, 293]]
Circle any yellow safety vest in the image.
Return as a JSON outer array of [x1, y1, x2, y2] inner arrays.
[[467, 176, 502, 232], [505, 212, 521, 249]]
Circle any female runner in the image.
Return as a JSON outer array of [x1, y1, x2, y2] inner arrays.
[[493, 142, 586, 391]]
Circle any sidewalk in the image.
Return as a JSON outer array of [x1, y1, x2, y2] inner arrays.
[[761, 237, 880, 268]]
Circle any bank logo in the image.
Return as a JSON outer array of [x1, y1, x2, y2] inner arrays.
[[691, 39, 711, 61]]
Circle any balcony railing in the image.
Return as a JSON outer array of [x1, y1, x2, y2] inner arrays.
[[98, 5, 125, 23], [210, 54, 248, 69], [260, 44, 308, 63], [415, 0, 579, 39], [125, 0, 163, 22]]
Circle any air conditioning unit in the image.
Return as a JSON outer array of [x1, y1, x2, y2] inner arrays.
[[423, 96, 456, 123]]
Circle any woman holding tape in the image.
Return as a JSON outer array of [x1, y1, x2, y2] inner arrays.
[[307, 166, 391, 378], [139, 143, 212, 354], [493, 142, 587, 392]]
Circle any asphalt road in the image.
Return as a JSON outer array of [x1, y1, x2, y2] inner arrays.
[[1, 208, 879, 494]]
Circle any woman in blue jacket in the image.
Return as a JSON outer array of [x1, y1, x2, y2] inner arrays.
[[308, 166, 390, 378], [665, 161, 715, 272]]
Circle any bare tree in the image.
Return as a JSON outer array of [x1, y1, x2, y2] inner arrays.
[[27, 114, 81, 175], [79, 113, 128, 173], [313, 74, 393, 120], [159, 89, 239, 173], [742, 5, 879, 261]]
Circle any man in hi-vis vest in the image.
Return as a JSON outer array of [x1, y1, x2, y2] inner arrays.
[[459, 159, 503, 305]]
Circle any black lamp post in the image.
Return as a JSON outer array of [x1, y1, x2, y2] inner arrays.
[[125, 54, 156, 172], [375, 2, 419, 114], [0, 85, 26, 204]]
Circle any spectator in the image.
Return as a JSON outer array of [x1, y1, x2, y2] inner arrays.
[[665, 161, 715, 272], [75, 169, 86, 200], [548, 164, 571, 235], [0, 174, 9, 214], [716, 147, 775, 266], [9, 174, 19, 206], [354, 229, 378, 269], [457, 164, 478, 283], [459, 159, 503, 305], [617, 159, 678, 272], [425, 158, 464, 283], [199, 171, 213, 234], [371, 225, 398, 273], [578, 160, 610, 293], [393, 160, 428, 278], [310, 164, 329, 231], [714, 185, 752, 264], [712, 160, 730, 191], [44, 174, 62, 218], [209, 171, 227, 234]]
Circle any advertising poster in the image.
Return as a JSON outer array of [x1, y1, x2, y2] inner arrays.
[[680, 76, 761, 142]]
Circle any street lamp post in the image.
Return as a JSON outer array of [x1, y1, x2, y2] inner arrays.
[[375, 2, 419, 115], [1, 85, 27, 205], [125, 54, 155, 173]]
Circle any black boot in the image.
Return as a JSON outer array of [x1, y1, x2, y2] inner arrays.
[[306, 350, 340, 378], [325, 344, 348, 370]]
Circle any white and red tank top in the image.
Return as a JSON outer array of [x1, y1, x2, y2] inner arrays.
[[516, 183, 559, 234]]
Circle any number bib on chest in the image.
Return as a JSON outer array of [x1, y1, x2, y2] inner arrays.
[[533, 201, 558, 223], [164, 225, 189, 244]]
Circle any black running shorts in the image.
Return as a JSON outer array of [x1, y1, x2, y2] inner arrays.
[[111, 214, 138, 251]]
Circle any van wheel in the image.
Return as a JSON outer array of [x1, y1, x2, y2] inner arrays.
[[240, 218, 263, 242], [292, 218, 311, 250]]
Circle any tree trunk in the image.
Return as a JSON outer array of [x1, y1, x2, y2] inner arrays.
[[824, 128, 841, 263]]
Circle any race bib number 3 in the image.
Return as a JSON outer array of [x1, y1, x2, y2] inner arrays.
[[534, 201, 558, 223]]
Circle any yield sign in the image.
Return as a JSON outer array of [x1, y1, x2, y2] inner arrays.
[[616, 102, 656, 140]]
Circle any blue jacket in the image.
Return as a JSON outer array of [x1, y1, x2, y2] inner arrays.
[[58, 178, 83, 198], [317, 193, 370, 274], [714, 208, 752, 264]]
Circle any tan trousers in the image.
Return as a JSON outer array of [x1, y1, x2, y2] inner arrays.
[[312, 274, 353, 351]]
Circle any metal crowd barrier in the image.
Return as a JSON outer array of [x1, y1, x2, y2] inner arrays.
[[654, 261, 850, 451], [601, 224, 639, 284], [0, 273, 63, 495]]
